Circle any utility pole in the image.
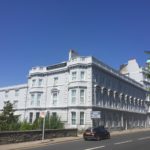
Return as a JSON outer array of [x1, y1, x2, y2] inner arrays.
[[40, 111, 47, 141]]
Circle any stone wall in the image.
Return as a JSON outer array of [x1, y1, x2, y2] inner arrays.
[[0, 128, 77, 145]]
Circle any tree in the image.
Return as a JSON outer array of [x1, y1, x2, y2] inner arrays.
[[47, 115, 64, 129], [0, 101, 20, 131]]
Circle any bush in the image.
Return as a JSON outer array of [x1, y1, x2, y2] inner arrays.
[[19, 121, 33, 131], [48, 115, 64, 129]]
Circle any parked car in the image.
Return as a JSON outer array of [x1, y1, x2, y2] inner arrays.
[[83, 126, 110, 141]]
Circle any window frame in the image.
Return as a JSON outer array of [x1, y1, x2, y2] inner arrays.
[[71, 89, 76, 104], [80, 71, 85, 80], [72, 71, 77, 81], [80, 112, 84, 125], [80, 89, 85, 104], [71, 112, 76, 125], [52, 92, 58, 105]]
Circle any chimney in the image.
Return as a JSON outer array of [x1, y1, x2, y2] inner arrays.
[[69, 49, 79, 60]]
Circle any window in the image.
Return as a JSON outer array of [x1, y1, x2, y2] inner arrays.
[[13, 100, 18, 109], [5, 91, 9, 98], [80, 112, 84, 125], [29, 112, 33, 123], [15, 89, 19, 97], [38, 79, 43, 86], [71, 112, 76, 125], [71, 90, 76, 104], [36, 112, 40, 119], [72, 72, 77, 81], [52, 92, 58, 105], [37, 93, 41, 106], [31, 93, 35, 105], [80, 71, 85, 80], [54, 77, 58, 85], [80, 89, 85, 104], [32, 79, 36, 87], [52, 112, 57, 117]]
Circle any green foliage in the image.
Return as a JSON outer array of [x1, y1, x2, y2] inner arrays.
[[32, 118, 43, 130], [0, 101, 64, 131], [48, 115, 64, 129], [0, 101, 20, 131], [19, 121, 33, 131]]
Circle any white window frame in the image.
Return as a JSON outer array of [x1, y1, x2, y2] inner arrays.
[[71, 89, 76, 104], [38, 79, 43, 87], [5, 91, 9, 98], [15, 89, 19, 97], [80, 71, 85, 80], [71, 112, 76, 125], [31, 93, 35, 105], [80, 89, 85, 104], [37, 93, 41, 106], [32, 79, 36, 87], [52, 92, 58, 105], [80, 112, 84, 125], [72, 72, 77, 81], [54, 77, 58, 85]]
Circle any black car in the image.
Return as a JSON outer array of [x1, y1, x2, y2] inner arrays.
[[83, 126, 110, 141]]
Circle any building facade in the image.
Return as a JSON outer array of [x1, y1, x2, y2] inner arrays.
[[120, 58, 150, 128], [0, 50, 149, 130], [119, 59, 150, 88]]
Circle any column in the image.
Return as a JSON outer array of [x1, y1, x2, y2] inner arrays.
[[121, 112, 124, 129]]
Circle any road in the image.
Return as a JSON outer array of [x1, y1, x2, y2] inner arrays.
[[28, 131, 150, 150]]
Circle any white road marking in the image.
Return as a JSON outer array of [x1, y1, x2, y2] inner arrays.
[[114, 140, 133, 145], [138, 136, 150, 141], [84, 145, 105, 150]]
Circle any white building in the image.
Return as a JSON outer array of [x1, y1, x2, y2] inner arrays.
[[120, 59, 150, 127], [0, 50, 149, 130], [120, 59, 150, 88], [0, 84, 28, 121]]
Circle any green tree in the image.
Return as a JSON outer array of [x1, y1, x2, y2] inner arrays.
[[48, 115, 64, 129], [0, 101, 20, 131]]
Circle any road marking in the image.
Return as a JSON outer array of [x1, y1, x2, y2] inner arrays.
[[114, 140, 133, 145], [138, 136, 150, 141], [84, 145, 105, 150]]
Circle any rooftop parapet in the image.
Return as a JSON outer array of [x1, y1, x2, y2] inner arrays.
[[29, 66, 47, 75]]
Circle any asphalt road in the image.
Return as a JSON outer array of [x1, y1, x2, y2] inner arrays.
[[28, 131, 150, 150]]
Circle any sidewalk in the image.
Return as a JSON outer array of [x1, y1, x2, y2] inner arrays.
[[1, 128, 150, 150]]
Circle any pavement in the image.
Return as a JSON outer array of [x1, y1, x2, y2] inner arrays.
[[1, 128, 150, 150]]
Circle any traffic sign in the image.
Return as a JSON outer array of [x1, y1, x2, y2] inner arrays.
[[91, 111, 101, 119]]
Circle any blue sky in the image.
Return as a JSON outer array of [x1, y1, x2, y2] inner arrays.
[[0, 0, 150, 86]]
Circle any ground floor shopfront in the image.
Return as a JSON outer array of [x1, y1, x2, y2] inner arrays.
[[92, 108, 147, 131]]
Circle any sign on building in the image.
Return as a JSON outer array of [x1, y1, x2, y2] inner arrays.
[[91, 111, 101, 119], [40, 111, 46, 118]]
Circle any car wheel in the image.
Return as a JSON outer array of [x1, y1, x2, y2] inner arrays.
[[107, 134, 110, 139], [96, 135, 101, 141], [84, 137, 88, 141]]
